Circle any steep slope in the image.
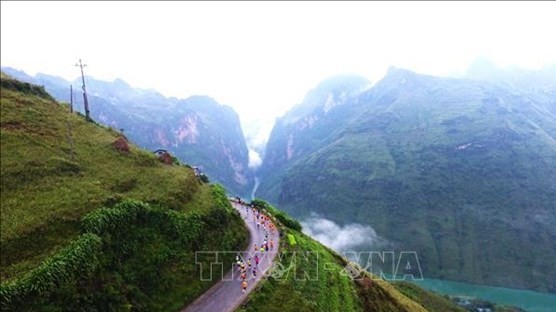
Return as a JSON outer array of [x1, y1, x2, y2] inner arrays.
[[257, 67, 556, 293], [1, 67, 253, 197], [257, 74, 371, 201], [0, 74, 248, 310], [239, 199, 464, 312]]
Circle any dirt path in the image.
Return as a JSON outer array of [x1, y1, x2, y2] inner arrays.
[[181, 201, 280, 312]]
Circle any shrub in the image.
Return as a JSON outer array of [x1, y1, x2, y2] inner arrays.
[[0, 233, 102, 309], [199, 173, 210, 183]]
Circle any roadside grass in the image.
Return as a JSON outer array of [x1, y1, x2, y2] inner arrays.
[[1, 75, 248, 299], [238, 200, 447, 312], [390, 281, 465, 312]]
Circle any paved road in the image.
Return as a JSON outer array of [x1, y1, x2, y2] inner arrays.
[[181, 201, 280, 312]]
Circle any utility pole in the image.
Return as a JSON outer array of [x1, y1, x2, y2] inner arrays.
[[75, 59, 91, 121]]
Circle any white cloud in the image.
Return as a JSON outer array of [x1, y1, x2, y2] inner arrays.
[[248, 148, 262, 169], [301, 215, 386, 252]]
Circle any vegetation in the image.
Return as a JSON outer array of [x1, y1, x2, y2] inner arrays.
[[1, 74, 488, 311], [0, 74, 53, 100], [258, 69, 556, 292], [0, 75, 249, 310], [238, 200, 465, 312], [392, 281, 466, 312]]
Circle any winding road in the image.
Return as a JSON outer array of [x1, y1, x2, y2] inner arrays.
[[181, 201, 280, 312]]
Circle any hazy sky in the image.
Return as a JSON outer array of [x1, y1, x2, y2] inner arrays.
[[2, 1, 556, 150]]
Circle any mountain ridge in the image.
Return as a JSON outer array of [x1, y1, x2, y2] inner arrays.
[[257, 67, 556, 293]]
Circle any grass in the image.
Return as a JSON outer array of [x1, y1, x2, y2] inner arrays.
[[392, 281, 466, 312], [0, 82, 203, 280], [1, 75, 250, 310], [238, 200, 436, 312], [238, 229, 364, 312]]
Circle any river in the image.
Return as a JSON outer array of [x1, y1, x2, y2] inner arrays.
[[409, 277, 556, 312]]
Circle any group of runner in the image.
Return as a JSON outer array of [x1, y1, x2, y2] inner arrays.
[[235, 201, 277, 294]]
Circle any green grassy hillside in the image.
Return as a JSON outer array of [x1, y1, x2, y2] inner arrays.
[[0, 74, 249, 310]]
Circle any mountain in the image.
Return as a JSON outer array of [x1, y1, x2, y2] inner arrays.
[[1, 73, 467, 311], [257, 67, 556, 293], [0, 67, 253, 197], [257, 74, 371, 197]]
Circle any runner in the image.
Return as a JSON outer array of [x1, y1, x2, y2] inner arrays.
[[270, 239, 274, 250], [252, 267, 257, 279], [242, 280, 248, 293], [248, 257, 252, 267]]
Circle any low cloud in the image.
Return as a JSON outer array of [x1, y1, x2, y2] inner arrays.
[[301, 215, 385, 252], [248, 148, 262, 169]]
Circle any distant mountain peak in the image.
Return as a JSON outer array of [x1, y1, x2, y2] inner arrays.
[[375, 66, 428, 90], [282, 74, 371, 124]]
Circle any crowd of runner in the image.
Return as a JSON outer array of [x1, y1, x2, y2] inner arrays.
[[233, 199, 277, 294]]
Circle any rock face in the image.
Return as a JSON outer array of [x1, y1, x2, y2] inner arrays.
[[112, 136, 130, 153], [257, 67, 556, 293], [2, 67, 253, 197]]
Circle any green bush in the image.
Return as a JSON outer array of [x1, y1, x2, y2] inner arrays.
[[0, 233, 102, 309], [0, 197, 247, 311], [0, 77, 54, 100], [199, 173, 210, 183]]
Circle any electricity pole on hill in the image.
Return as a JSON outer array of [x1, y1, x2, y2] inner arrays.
[[75, 59, 91, 121]]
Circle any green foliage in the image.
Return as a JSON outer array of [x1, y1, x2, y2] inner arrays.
[[1, 197, 248, 311], [240, 228, 429, 312], [0, 233, 102, 309], [199, 173, 210, 183], [239, 230, 363, 312], [0, 76, 53, 100]]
